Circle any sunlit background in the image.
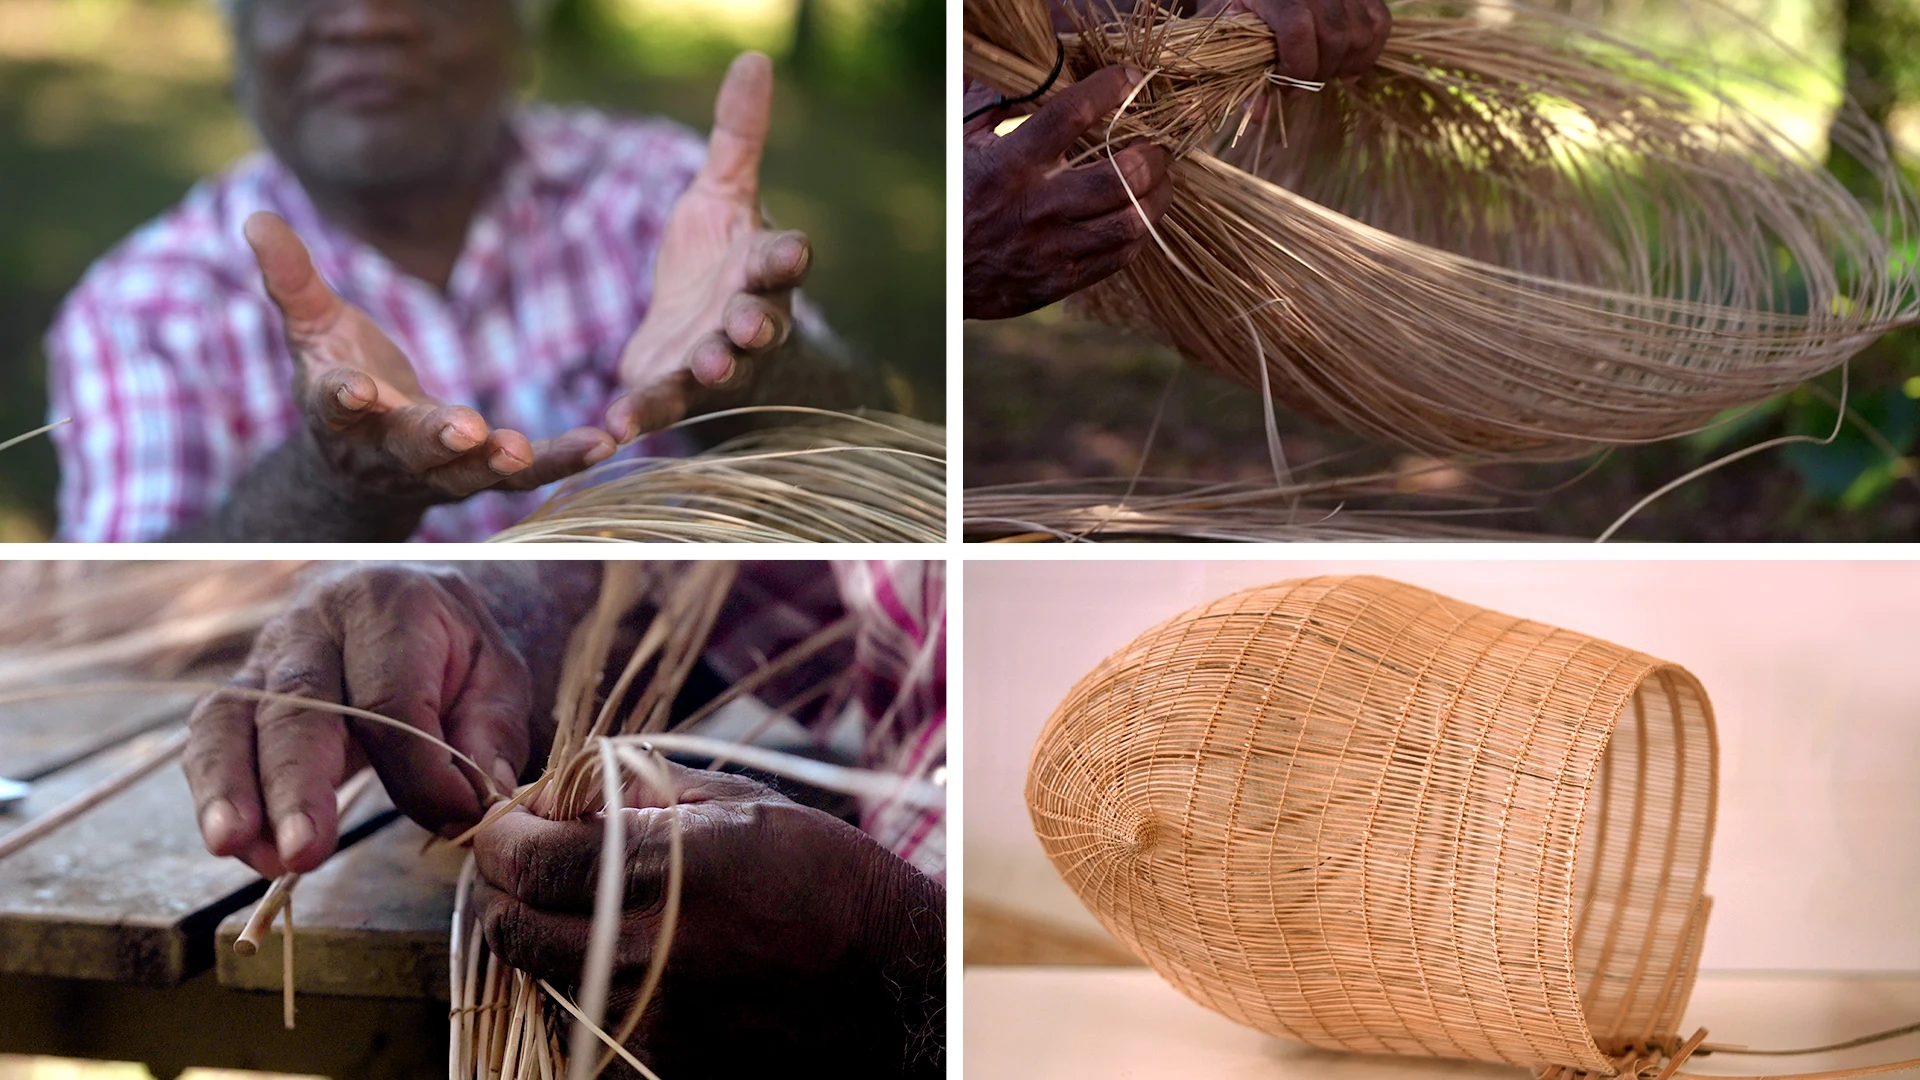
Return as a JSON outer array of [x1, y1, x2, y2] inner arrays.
[[0, 0, 943, 541]]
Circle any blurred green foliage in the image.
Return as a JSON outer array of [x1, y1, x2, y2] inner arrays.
[[0, 0, 941, 540]]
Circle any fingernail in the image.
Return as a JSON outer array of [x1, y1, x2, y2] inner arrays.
[[783, 239, 810, 275], [201, 799, 238, 851], [491, 757, 519, 794], [489, 447, 526, 474], [584, 441, 615, 466], [336, 385, 370, 410], [440, 424, 479, 452], [276, 812, 316, 862], [1125, 67, 1146, 86]]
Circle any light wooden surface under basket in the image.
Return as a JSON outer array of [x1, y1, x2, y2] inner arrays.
[[964, 968, 1920, 1079]]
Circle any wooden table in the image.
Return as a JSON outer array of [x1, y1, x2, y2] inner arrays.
[[964, 967, 1920, 1079], [0, 687, 462, 1079]]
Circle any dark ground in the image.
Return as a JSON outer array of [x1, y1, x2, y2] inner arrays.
[[964, 313, 1920, 542]]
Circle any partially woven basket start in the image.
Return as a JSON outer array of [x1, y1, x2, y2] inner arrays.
[[1028, 575, 1717, 1075]]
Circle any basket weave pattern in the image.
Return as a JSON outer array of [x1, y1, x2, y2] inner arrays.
[[1028, 576, 1716, 1074]]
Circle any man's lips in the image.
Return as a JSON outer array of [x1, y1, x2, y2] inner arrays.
[[308, 70, 424, 111]]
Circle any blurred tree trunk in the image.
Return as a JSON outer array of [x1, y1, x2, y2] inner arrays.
[[1828, 0, 1897, 195], [792, 0, 823, 81]]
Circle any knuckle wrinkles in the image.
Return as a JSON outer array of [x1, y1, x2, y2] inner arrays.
[[265, 663, 328, 694], [482, 897, 528, 959], [513, 837, 567, 905]]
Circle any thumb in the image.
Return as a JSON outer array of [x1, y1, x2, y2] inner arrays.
[[695, 51, 774, 201], [243, 211, 343, 334]]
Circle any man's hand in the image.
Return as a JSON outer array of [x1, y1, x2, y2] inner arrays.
[[245, 213, 618, 512], [963, 65, 1173, 321], [608, 52, 812, 441], [183, 564, 563, 877], [474, 762, 945, 1077], [1197, 0, 1391, 83]]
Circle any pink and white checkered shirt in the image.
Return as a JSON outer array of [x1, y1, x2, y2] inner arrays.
[[46, 104, 706, 542], [706, 560, 947, 884]]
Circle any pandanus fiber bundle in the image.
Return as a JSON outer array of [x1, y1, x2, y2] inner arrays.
[[1029, 576, 1716, 1078], [494, 409, 945, 544], [965, 0, 1920, 458]]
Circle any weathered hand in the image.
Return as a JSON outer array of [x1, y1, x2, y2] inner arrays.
[[183, 564, 547, 877], [607, 52, 812, 442], [474, 761, 945, 1077], [246, 213, 618, 508], [963, 65, 1174, 320], [1197, 0, 1392, 83]]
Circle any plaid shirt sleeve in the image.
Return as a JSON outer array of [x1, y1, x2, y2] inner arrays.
[[836, 560, 947, 884], [46, 295, 205, 543], [45, 253, 281, 542], [701, 561, 947, 883]]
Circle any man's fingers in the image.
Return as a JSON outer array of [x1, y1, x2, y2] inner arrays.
[[1317, 0, 1354, 80], [745, 229, 811, 293], [1001, 64, 1143, 166], [475, 805, 677, 915], [251, 618, 352, 874], [418, 430, 536, 497], [1063, 172, 1174, 259], [723, 292, 791, 355], [605, 381, 690, 444], [338, 602, 486, 835], [1064, 237, 1154, 300], [304, 368, 380, 431], [695, 51, 774, 201], [244, 212, 346, 334], [496, 427, 618, 492], [478, 879, 654, 987], [1354, 0, 1391, 71], [1263, 1, 1320, 83], [1038, 140, 1169, 224], [442, 624, 535, 793], [378, 403, 491, 473], [185, 672, 273, 865], [687, 332, 748, 388]]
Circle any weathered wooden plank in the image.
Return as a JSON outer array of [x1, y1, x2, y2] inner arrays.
[[0, 690, 199, 780], [0, 731, 396, 988], [0, 725, 262, 985], [0, 969, 448, 1080], [218, 819, 464, 1001]]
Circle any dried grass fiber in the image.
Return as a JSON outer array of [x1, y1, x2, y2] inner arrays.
[[1028, 575, 1716, 1075], [965, 0, 1920, 458], [493, 409, 944, 544], [966, 476, 1562, 540]]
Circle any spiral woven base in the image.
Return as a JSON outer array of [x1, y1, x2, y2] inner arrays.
[[1028, 575, 1716, 1075]]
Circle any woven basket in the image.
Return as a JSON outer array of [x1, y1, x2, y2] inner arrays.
[[1028, 575, 1717, 1075]]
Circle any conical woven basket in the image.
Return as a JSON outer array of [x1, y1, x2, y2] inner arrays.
[[1028, 575, 1717, 1076]]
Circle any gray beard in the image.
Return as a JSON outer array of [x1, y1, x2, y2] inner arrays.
[[284, 110, 484, 192]]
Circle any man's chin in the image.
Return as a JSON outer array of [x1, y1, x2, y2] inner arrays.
[[291, 114, 469, 191]]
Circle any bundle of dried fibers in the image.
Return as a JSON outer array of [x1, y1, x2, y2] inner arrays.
[[493, 409, 945, 544], [965, 0, 1920, 459]]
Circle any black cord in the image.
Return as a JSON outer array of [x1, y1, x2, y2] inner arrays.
[[963, 39, 1069, 125]]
